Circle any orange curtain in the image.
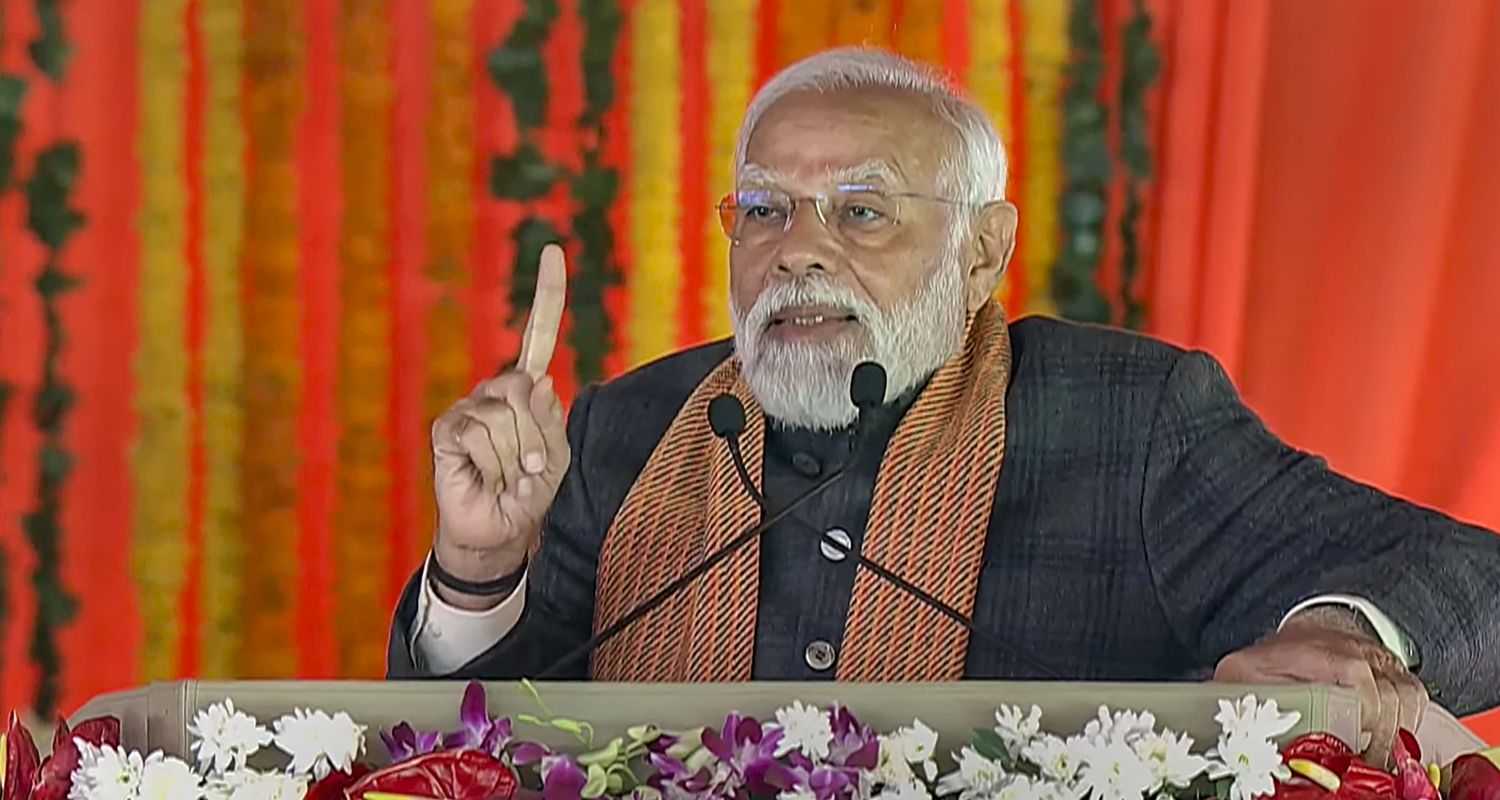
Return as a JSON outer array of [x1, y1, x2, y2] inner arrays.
[[1145, 0, 1500, 740]]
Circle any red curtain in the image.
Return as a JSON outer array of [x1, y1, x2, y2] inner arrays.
[[1146, 0, 1500, 740]]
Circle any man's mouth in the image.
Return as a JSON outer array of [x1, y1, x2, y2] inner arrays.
[[766, 304, 859, 329]]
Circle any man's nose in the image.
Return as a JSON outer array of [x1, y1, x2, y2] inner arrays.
[[774, 203, 837, 277]]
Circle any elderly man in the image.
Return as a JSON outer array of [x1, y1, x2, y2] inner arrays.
[[387, 49, 1500, 758]]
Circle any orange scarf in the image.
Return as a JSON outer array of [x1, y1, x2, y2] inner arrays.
[[591, 300, 1012, 681]]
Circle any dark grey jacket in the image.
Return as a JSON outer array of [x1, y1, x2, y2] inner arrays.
[[389, 317, 1500, 714]]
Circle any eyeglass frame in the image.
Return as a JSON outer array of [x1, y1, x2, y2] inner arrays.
[[715, 183, 981, 246]]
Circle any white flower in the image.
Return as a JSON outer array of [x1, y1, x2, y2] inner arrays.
[[1076, 738, 1155, 800], [993, 705, 1043, 753], [189, 699, 273, 774], [1083, 707, 1157, 747], [1213, 695, 1300, 742], [1021, 734, 1086, 784], [993, 774, 1073, 800], [1206, 732, 1291, 800], [70, 742, 146, 800], [778, 788, 818, 800], [139, 757, 201, 800], [1131, 730, 1209, 791], [271, 709, 366, 780], [875, 739, 916, 787], [772, 702, 833, 762], [209, 770, 310, 800], [884, 720, 939, 782], [935, 747, 1006, 800]]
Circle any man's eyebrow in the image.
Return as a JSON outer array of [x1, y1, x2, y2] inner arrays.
[[829, 160, 901, 186], [737, 160, 902, 188], [738, 163, 788, 186]]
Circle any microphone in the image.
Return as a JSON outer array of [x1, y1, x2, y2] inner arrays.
[[535, 364, 882, 679], [716, 365, 1064, 679]]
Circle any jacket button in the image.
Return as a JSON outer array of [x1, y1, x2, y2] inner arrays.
[[820, 528, 852, 562], [804, 639, 836, 672]]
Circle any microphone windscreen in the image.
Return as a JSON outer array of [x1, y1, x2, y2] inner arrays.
[[708, 394, 748, 438], [850, 362, 887, 410]]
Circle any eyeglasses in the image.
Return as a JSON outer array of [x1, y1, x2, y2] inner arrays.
[[716, 184, 970, 248]]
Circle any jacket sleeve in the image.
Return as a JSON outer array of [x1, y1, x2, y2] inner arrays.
[[387, 385, 605, 680], [1140, 351, 1500, 714]]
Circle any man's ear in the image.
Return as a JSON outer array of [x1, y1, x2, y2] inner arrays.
[[964, 201, 1019, 311]]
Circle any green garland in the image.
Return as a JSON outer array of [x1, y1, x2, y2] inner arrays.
[[0, 1, 26, 694], [1052, 0, 1113, 324], [1117, 0, 1159, 330], [1052, 0, 1159, 330], [490, 0, 621, 384], [20, 0, 82, 716]]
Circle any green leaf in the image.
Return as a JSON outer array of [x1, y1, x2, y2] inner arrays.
[[0, 74, 27, 114], [626, 724, 660, 743], [581, 764, 608, 798], [491, 146, 561, 200], [971, 728, 1007, 761], [516, 713, 548, 726], [577, 738, 622, 766], [35, 266, 80, 297]]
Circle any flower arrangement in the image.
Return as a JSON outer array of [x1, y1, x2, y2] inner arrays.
[[1, 684, 1497, 800]]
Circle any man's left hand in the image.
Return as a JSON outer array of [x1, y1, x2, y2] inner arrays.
[[1214, 605, 1427, 766]]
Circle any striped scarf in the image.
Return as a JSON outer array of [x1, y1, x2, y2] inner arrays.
[[591, 300, 1012, 681]]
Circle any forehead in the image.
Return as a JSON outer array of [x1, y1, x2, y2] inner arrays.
[[741, 86, 953, 191]]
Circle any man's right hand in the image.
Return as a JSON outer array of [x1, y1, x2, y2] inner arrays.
[[429, 244, 571, 609]]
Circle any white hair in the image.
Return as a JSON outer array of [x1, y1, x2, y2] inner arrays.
[[734, 47, 1008, 209]]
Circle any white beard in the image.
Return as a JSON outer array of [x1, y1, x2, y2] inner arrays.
[[730, 244, 968, 431]]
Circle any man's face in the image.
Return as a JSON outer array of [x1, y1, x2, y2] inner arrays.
[[728, 87, 992, 429]]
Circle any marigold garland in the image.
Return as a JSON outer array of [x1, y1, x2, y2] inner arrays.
[[420, 0, 476, 587], [1020, 0, 1067, 318], [239, 0, 305, 677], [967, 0, 1016, 305], [197, 0, 247, 680], [0, 26, 27, 692], [893, 0, 943, 64], [334, 0, 396, 680], [829, 0, 892, 46], [623, 0, 682, 368], [701, 0, 756, 341], [131, 0, 191, 684]]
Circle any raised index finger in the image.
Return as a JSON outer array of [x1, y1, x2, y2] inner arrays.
[[517, 243, 567, 380]]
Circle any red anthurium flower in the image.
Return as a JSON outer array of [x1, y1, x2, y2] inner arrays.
[[2, 714, 40, 800], [346, 749, 518, 800], [305, 764, 374, 800], [1392, 730, 1438, 800], [1276, 732, 1403, 800], [1449, 750, 1500, 800], [32, 716, 121, 800]]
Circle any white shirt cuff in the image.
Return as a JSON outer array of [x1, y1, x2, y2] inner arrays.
[[410, 557, 527, 674], [1280, 593, 1419, 669]]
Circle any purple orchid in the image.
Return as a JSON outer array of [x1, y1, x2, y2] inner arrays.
[[826, 705, 879, 771], [647, 713, 798, 800], [540, 754, 589, 800], [380, 721, 443, 762], [774, 707, 878, 800], [442, 681, 515, 756]]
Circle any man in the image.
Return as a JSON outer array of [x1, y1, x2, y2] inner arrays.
[[387, 49, 1500, 761]]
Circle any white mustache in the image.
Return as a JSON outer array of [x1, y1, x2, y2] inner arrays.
[[742, 279, 881, 334]]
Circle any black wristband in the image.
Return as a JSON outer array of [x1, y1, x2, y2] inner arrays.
[[427, 550, 526, 597]]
